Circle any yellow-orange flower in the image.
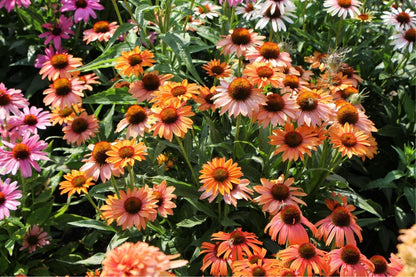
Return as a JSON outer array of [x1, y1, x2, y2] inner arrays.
[[329, 123, 371, 159], [106, 138, 148, 169], [59, 170, 95, 197], [115, 46, 156, 77], [151, 79, 200, 106], [201, 59, 232, 79]]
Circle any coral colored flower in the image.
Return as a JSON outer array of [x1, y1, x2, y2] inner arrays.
[[329, 122, 372, 159], [390, 27, 416, 53], [115, 46, 156, 77], [213, 77, 266, 118], [295, 89, 336, 127], [269, 122, 322, 162], [253, 175, 307, 216], [62, 112, 99, 146], [59, 170, 95, 197], [80, 141, 124, 183], [328, 244, 374, 277], [212, 228, 263, 261], [76, 72, 100, 91], [265, 204, 317, 245], [0, 133, 49, 178], [216, 27, 265, 57], [100, 188, 157, 230], [129, 71, 173, 103], [304, 51, 327, 70], [382, 7, 416, 31], [50, 104, 84, 126], [39, 52, 82, 81], [335, 102, 377, 132], [101, 241, 188, 276], [151, 79, 200, 106], [281, 74, 309, 93], [19, 225, 51, 253], [151, 180, 177, 218], [194, 85, 218, 112], [150, 102, 194, 141], [0, 0, 30, 12], [316, 192, 363, 247], [324, 0, 361, 19], [106, 138, 148, 169], [256, 3, 295, 32], [116, 105, 152, 138], [231, 248, 281, 275], [0, 83, 29, 120], [246, 41, 292, 68], [60, 0, 104, 23], [339, 63, 363, 87], [232, 259, 282, 276], [8, 106, 51, 136], [38, 15, 74, 50], [201, 59, 232, 79], [253, 91, 297, 128], [200, 241, 231, 277], [370, 254, 403, 277], [243, 62, 284, 88], [199, 157, 245, 196], [83, 21, 118, 44], [277, 242, 330, 276], [0, 178, 22, 220], [43, 77, 86, 109]]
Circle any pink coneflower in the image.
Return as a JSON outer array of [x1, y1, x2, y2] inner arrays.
[[260, 0, 295, 14], [0, 133, 49, 178], [38, 15, 74, 50], [277, 242, 330, 276], [0, 178, 22, 220], [19, 225, 50, 253], [382, 7, 416, 31], [115, 105, 152, 138], [8, 106, 51, 136], [76, 72, 100, 91], [253, 175, 307, 216], [213, 77, 266, 118], [129, 71, 174, 103], [328, 245, 374, 277], [246, 41, 292, 68], [80, 141, 124, 183], [335, 102, 377, 133], [60, 0, 104, 23], [216, 27, 265, 57], [390, 27, 416, 53], [151, 180, 177, 218], [235, 2, 261, 22], [83, 21, 118, 44], [0, 83, 29, 120], [295, 89, 336, 127], [43, 77, 86, 109], [281, 73, 310, 94], [0, 0, 30, 12], [265, 204, 317, 245], [62, 112, 99, 146], [369, 254, 403, 277], [35, 45, 61, 69], [324, 0, 361, 19], [253, 92, 297, 128], [223, 179, 253, 207], [39, 52, 83, 81], [255, 4, 295, 32], [194, 2, 221, 20]]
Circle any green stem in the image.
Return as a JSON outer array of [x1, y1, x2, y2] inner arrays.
[[123, 0, 135, 22], [112, 0, 123, 25], [85, 193, 107, 223], [111, 176, 120, 198], [182, 0, 196, 32], [284, 159, 292, 177], [269, 23, 274, 42], [127, 165, 135, 190], [334, 17, 343, 49], [233, 114, 242, 159], [175, 135, 198, 185], [218, 199, 222, 221]]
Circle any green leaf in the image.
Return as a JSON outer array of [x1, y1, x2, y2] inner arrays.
[[102, 104, 115, 138], [27, 201, 53, 226], [103, 23, 134, 54], [362, 170, 403, 190], [177, 215, 207, 228], [68, 219, 116, 232], [75, 253, 105, 265], [83, 87, 136, 105], [404, 187, 416, 211], [4, 239, 14, 256]]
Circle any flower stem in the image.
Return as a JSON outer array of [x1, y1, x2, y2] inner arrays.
[[127, 165, 135, 191], [85, 193, 107, 224], [334, 17, 343, 49], [233, 114, 242, 160], [112, 0, 123, 25], [123, 0, 135, 22], [175, 135, 198, 185], [111, 176, 120, 198]]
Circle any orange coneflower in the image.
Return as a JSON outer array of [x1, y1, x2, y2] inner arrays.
[[62, 112, 99, 146], [329, 122, 372, 159], [265, 204, 317, 245], [59, 170, 95, 197], [43, 77, 86, 109], [277, 242, 330, 276], [212, 228, 263, 261], [129, 71, 173, 103], [246, 41, 292, 68], [232, 259, 282, 276], [39, 52, 83, 81], [281, 74, 310, 94], [304, 51, 327, 70], [243, 62, 284, 89], [231, 248, 281, 274], [328, 245, 374, 277], [150, 102, 194, 141], [339, 63, 363, 87], [100, 188, 157, 230], [151, 180, 177, 218], [115, 46, 156, 77], [49, 104, 84, 126], [106, 138, 148, 169], [115, 105, 152, 138], [201, 59, 233, 79], [269, 122, 322, 162], [200, 241, 231, 277], [193, 85, 218, 112], [199, 178, 253, 207], [151, 79, 200, 106], [216, 27, 265, 57], [253, 175, 307, 216]]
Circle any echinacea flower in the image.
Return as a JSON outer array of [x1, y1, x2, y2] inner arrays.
[[60, 0, 104, 23], [253, 175, 307, 216], [101, 241, 188, 276], [0, 0, 30, 12], [265, 204, 317, 245], [212, 228, 263, 261], [216, 27, 265, 57], [200, 241, 230, 277], [246, 41, 292, 68], [151, 79, 200, 106], [0, 133, 49, 178], [151, 180, 177, 218], [194, 2, 221, 20], [277, 242, 330, 276], [256, 2, 295, 32], [59, 170, 95, 197], [83, 21, 118, 44], [129, 71, 173, 103], [105, 138, 148, 169], [49, 104, 84, 126], [43, 77, 86, 109], [381, 7, 416, 31], [328, 244, 374, 277], [115, 105, 151, 138], [199, 178, 252, 206], [324, 0, 361, 19], [260, 0, 295, 14], [62, 112, 99, 146], [243, 62, 284, 88], [193, 85, 218, 112], [39, 52, 82, 81], [235, 2, 261, 21], [232, 259, 282, 276], [150, 102, 194, 141], [0, 178, 22, 220], [76, 72, 100, 91], [201, 59, 233, 79], [38, 15, 74, 50], [369, 254, 403, 277], [0, 83, 29, 120], [8, 106, 51, 136], [213, 77, 266, 118], [390, 27, 416, 53], [295, 89, 336, 127], [335, 102, 377, 132], [19, 225, 51, 253], [269, 122, 322, 162], [115, 46, 156, 77], [397, 224, 416, 276], [100, 187, 157, 230]]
